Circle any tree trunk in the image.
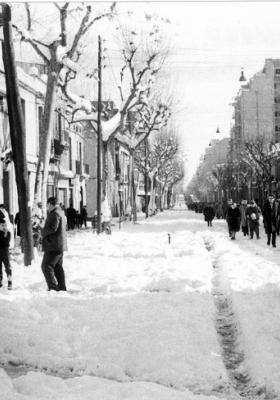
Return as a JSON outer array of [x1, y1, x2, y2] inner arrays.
[[149, 172, 155, 214], [2, 4, 34, 265], [130, 151, 137, 222], [35, 55, 59, 218]]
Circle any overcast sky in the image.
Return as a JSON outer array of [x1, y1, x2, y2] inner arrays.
[[133, 1, 280, 185], [14, 1, 280, 187]]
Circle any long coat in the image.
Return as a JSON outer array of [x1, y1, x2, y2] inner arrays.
[[42, 206, 67, 252], [239, 204, 248, 227], [227, 207, 241, 232], [203, 206, 215, 222], [263, 200, 278, 234]]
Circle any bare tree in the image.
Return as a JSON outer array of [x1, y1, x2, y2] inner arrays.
[[135, 131, 180, 214], [12, 2, 116, 216]]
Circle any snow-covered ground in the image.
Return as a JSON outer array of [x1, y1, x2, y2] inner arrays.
[[1, 208, 280, 399]]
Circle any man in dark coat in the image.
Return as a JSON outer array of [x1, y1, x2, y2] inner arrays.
[[66, 204, 76, 230], [227, 202, 241, 240], [41, 197, 68, 291], [263, 194, 278, 247], [203, 204, 215, 227]]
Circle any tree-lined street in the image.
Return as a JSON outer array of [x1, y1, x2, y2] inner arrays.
[[1, 2, 280, 399], [1, 207, 280, 399]]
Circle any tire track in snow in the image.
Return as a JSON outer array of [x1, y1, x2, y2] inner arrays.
[[204, 237, 277, 400]]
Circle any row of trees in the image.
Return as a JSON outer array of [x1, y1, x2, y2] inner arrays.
[[1, 3, 183, 264], [187, 135, 278, 206]]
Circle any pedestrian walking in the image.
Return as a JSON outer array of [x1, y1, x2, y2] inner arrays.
[[263, 194, 278, 247], [246, 200, 260, 239], [227, 202, 241, 240], [203, 203, 215, 227], [81, 205, 88, 228], [41, 197, 67, 291], [225, 199, 233, 237], [66, 204, 76, 230], [240, 200, 249, 236], [0, 218, 12, 290], [14, 211, 21, 248]]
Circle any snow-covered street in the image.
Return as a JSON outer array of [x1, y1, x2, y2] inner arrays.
[[1, 208, 280, 399]]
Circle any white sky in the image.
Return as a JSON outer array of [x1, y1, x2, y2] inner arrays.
[[144, 1, 280, 184], [95, 0, 280, 185], [13, 1, 280, 186]]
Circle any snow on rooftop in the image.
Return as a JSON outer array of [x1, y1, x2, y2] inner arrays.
[[102, 111, 120, 141], [16, 66, 46, 95]]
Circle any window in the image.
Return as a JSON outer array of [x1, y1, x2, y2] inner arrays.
[[79, 142, 82, 162], [276, 69, 280, 75], [275, 126, 280, 131], [275, 97, 280, 103], [275, 112, 280, 117], [69, 137, 72, 170]]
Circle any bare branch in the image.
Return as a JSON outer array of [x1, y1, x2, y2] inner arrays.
[[25, 3, 31, 30], [60, 3, 69, 46], [68, 5, 92, 58], [54, 3, 61, 11], [12, 24, 50, 64], [82, 9, 115, 36]]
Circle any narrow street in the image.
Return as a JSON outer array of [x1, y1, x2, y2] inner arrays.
[[1, 208, 280, 399]]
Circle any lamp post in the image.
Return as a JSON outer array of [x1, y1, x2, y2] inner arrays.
[[96, 35, 102, 234]]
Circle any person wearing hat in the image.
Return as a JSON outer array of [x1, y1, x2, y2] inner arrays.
[[41, 197, 67, 291], [263, 193, 278, 247]]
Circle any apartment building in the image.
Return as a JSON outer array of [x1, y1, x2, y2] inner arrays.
[[0, 62, 91, 218]]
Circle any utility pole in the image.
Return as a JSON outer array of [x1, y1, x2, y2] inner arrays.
[[97, 35, 102, 234]]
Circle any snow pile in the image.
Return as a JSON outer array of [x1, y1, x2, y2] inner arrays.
[[203, 229, 280, 395], [4, 209, 280, 399], [0, 212, 229, 399], [0, 368, 224, 400]]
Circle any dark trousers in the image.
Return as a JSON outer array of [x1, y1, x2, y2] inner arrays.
[[207, 220, 212, 227], [249, 222, 259, 239], [41, 251, 66, 291], [0, 247, 12, 282], [267, 232, 276, 246], [242, 225, 249, 236]]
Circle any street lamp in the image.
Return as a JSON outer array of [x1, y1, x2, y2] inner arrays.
[[239, 67, 246, 82]]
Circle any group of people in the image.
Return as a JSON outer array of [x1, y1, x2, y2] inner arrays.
[[65, 205, 88, 230], [227, 199, 261, 241], [0, 196, 112, 291], [202, 193, 280, 247], [0, 199, 67, 291]]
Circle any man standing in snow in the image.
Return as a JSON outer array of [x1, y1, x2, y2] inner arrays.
[[41, 197, 67, 291], [263, 194, 278, 247]]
